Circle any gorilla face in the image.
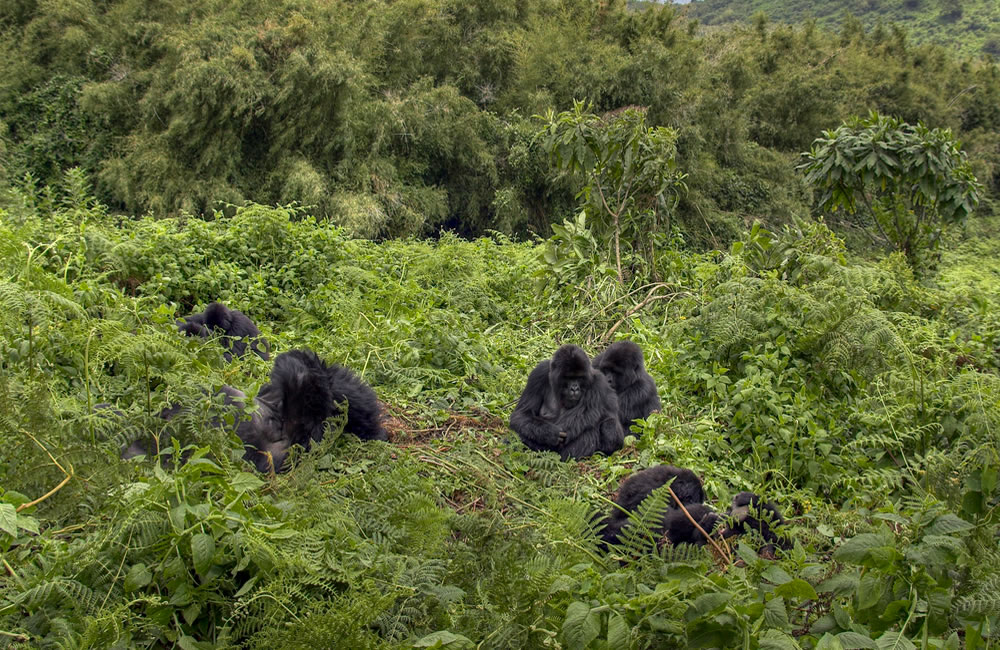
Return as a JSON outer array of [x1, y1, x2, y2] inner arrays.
[[550, 345, 594, 410], [237, 396, 291, 473], [593, 342, 643, 392], [561, 377, 584, 408]]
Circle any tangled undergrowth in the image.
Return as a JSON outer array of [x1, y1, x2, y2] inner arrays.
[[1, 191, 999, 648]]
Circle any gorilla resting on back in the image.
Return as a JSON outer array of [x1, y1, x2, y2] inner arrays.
[[599, 465, 709, 547], [510, 344, 624, 461], [178, 302, 270, 362], [592, 341, 660, 430], [598, 466, 792, 554]]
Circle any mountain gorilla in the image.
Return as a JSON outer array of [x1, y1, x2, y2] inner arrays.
[[599, 465, 707, 547], [599, 467, 792, 554], [719, 492, 792, 555], [243, 349, 388, 471], [122, 349, 387, 473], [178, 302, 270, 362], [592, 341, 660, 430], [510, 344, 624, 460]]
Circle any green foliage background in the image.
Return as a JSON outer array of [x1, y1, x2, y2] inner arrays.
[[1, 0, 999, 242], [685, 0, 1000, 58], [1, 182, 999, 646]]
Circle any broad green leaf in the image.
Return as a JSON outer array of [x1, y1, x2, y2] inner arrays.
[[875, 631, 916, 650], [763, 596, 789, 629], [124, 563, 152, 592], [773, 579, 817, 602], [685, 592, 731, 621], [607, 612, 630, 648], [229, 472, 265, 494], [563, 601, 600, 650], [759, 629, 801, 650], [413, 631, 475, 649], [191, 533, 215, 577], [0, 504, 17, 537]]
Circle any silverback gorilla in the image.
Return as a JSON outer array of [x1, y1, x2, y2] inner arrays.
[[592, 341, 660, 430], [178, 302, 270, 362], [510, 344, 623, 460]]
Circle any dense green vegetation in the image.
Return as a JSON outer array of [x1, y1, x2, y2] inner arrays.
[[1, 0, 999, 243], [685, 0, 1000, 59], [2, 178, 1000, 646], [2, 0, 1000, 647]]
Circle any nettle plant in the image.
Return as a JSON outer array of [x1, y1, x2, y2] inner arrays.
[[801, 111, 982, 270]]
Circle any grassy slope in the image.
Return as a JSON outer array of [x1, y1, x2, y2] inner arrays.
[[684, 0, 1000, 57]]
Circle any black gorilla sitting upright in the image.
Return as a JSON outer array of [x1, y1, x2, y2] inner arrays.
[[510, 344, 624, 460], [178, 302, 270, 362], [592, 341, 660, 430]]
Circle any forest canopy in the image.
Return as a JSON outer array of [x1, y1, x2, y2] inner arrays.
[[1, 0, 998, 244]]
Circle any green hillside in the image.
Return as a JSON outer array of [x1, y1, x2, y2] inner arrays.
[[2, 0, 1000, 647], [685, 0, 1000, 58]]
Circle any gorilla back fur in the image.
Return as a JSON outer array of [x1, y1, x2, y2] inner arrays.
[[265, 349, 387, 448], [592, 341, 661, 430], [178, 302, 270, 362], [599, 465, 709, 548], [510, 344, 624, 461]]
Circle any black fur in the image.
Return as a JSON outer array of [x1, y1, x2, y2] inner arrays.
[[592, 341, 660, 430], [599, 465, 708, 547], [719, 492, 791, 554], [178, 302, 270, 362], [243, 349, 387, 470], [664, 503, 722, 546], [510, 344, 624, 460]]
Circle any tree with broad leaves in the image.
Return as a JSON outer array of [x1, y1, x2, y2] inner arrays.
[[800, 111, 982, 269], [535, 101, 687, 282]]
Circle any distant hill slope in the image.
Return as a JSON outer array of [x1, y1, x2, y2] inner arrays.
[[684, 0, 1000, 57]]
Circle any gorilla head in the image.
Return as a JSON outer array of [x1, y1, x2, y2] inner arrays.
[[511, 344, 624, 461], [550, 344, 593, 410], [592, 341, 661, 430]]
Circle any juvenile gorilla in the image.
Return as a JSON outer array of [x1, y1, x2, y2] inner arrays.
[[599, 465, 708, 547], [241, 349, 388, 471], [592, 341, 660, 430], [178, 302, 270, 362], [719, 492, 792, 555], [510, 344, 624, 460]]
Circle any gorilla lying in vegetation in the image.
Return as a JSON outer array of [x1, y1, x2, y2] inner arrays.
[[599, 466, 791, 553], [599, 465, 706, 547], [178, 302, 270, 362], [122, 349, 387, 473], [592, 341, 660, 430], [510, 344, 624, 460]]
